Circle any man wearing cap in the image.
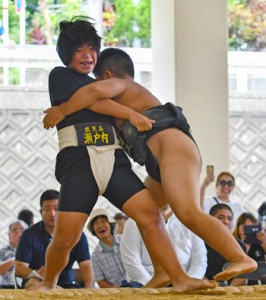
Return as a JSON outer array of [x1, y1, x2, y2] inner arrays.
[[120, 207, 207, 287], [88, 208, 136, 288]]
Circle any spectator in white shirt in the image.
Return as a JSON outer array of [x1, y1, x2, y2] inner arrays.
[[200, 171, 246, 230], [120, 213, 207, 286]]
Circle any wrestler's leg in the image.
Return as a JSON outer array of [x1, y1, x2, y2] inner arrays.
[[25, 277, 62, 289], [28, 211, 88, 290], [24, 278, 42, 289], [143, 176, 171, 287], [144, 175, 168, 208], [122, 189, 216, 292], [135, 216, 170, 288], [147, 128, 257, 281]]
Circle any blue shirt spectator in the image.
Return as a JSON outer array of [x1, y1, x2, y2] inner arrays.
[[16, 221, 90, 287], [15, 189, 93, 288]]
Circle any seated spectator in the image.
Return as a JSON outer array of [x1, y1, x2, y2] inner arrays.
[[120, 218, 152, 286], [0, 220, 27, 288], [200, 171, 246, 230], [17, 209, 34, 227], [166, 215, 207, 279], [113, 212, 128, 235], [15, 189, 93, 289], [233, 212, 266, 285], [257, 201, 266, 226], [88, 208, 134, 288], [120, 213, 207, 287], [204, 204, 246, 286]]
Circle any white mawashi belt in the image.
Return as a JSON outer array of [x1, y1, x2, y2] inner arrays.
[[58, 124, 121, 195]]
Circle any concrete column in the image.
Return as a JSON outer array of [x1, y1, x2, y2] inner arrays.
[[86, 0, 103, 38], [152, 0, 229, 190]]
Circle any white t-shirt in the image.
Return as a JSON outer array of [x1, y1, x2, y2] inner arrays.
[[120, 216, 207, 285], [166, 215, 207, 279], [120, 219, 154, 285], [203, 196, 246, 230]]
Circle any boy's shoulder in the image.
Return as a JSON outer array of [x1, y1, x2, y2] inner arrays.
[[49, 66, 67, 76]]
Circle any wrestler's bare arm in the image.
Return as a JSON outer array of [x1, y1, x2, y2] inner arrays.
[[60, 78, 127, 116], [43, 98, 154, 131], [43, 79, 155, 131], [53, 76, 156, 117], [87, 99, 155, 131], [43, 79, 127, 127]]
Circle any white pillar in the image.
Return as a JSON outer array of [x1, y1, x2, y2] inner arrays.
[[2, 0, 9, 35], [19, 0, 26, 45], [2, 0, 9, 84], [151, 0, 176, 102], [152, 0, 229, 192], [86, 0, 103, 38]]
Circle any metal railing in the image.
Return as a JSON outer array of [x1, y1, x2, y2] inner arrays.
[[1, 45, 266, 93], [228, 51, 266, 93]]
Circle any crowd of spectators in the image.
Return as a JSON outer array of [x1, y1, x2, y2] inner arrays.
[[1, 174, 265, 289]]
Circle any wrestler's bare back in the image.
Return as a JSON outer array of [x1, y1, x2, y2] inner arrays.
[[71, 76, 200, 171], [106, 77, 161, 127], [108, 77, 200, 161]]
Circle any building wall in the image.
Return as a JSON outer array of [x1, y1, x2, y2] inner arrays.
[[152, 0, 229, 194], [0, 87, 265, 248], [1, 45, 266, 249]]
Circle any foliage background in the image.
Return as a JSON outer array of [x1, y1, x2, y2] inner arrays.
[[0, 0, 150, 47], [0, 0, 265, 51], [228, 0, 266, 51], [102, 0, 150, 47]]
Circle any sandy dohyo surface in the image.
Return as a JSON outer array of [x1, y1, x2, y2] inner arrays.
[[0, 286, 266, 300]]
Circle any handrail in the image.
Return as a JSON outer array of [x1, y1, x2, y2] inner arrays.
[[1, 45, 266, 93]]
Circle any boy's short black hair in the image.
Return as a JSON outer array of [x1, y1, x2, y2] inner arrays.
[[209, 203, 234, 217], [57, 16, 102, 66], [94, 48, 135, 79], [40, 189, 59, 207], [258, 201, 266, 217], [17, 209, 34, 226]]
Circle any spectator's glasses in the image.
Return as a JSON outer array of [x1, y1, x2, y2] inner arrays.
[[218, 180, 235, 187]]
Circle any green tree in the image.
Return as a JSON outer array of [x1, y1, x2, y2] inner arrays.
[[112, 0, 136, 47], [102, 1, 118, 46], [0, 0, 85, 45], [136, 0, 151, 47], [102, 0, 151, 47], [32, 0, 86, 45], [228, 0, 266, 51], [2, 0, 152, 47], [48, 0, 86, 43], [0, 0, 20, 43]]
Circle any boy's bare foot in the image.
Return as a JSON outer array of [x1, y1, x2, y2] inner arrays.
[[172, 277, 216, 293], [27, 282, 59, 291], [213, 257, 257, 281], [145, 269, 216, 292], [145, 272, 171, 288]]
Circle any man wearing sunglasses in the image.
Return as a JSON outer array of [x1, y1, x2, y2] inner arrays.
[[200, 171, 246, 231]]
